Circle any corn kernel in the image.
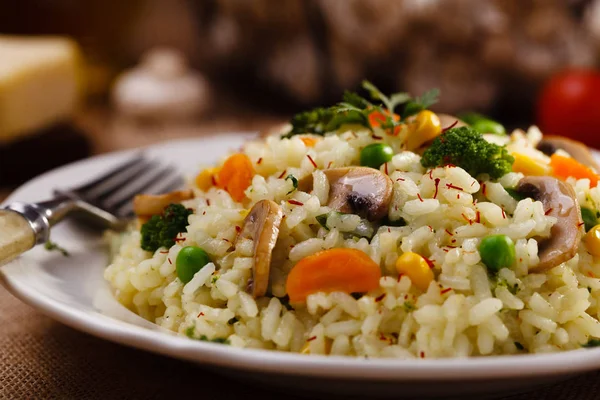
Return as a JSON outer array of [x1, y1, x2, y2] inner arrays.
[[395, 252, 434, 291], [511, 153, 551, 176], [301, 338, 332, 354], [584, 225, 600, 257], [195, 167, 219, 191], [301, 342, 310, 354], [405, 110, 442, 150]]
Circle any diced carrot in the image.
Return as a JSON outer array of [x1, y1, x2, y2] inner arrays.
[[368, 110, 401, 135], [286, 248, 382, 303], [550, 154, 599, 187], [195, 167, 220, 191], [368, 110, 400, 128], [387, 125, 403, 136], [217, 153, 255, 202], [300, 137, 319, 147]]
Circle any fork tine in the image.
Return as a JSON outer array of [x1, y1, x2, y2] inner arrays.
[[67, 154, 145, 194], [81, 159, 154, 201], [101, 165, 177, 210], [114, 173, 185, 218], [116, 205, 135, 219], [147, 173, 185, 195]]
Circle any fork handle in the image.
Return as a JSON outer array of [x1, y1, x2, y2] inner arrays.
[[0, 209, 37, 266], [0, 198, 66, 266]]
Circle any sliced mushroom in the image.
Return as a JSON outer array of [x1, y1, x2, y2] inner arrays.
[[536, 135, 599, 171], [133, 189, 194, 217], [235, 199, 283, 298], [516, 176, 582, 272], [299, 167, 393, 221]]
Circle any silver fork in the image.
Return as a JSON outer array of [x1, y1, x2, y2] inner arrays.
[[0, 155, 183, 265]]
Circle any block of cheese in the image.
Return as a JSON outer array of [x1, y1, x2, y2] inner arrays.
[[0, 35, 83, 143]]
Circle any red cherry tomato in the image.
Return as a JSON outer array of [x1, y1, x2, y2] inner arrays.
[[536, 69, 600, 149]]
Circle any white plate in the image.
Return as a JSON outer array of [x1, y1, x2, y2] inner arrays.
[[2, 134, 600, 399]]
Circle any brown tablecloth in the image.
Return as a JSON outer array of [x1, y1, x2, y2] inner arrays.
[[2, 109, 600, 399]]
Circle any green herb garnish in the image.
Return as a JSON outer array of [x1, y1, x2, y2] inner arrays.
[[361, 80, 412, 113], [581, 207, 599, 232], [582, 339, 600, 348], [403, 301, 416, 312], [185, 325, 230, 344], [315, 211, 375, 239], [285, 174, 298, 195], [380, 216, 407, 227], [44, 240, 69, 257], [285, 81, 439, 137], [185, 326, 195, 338], [400, 88, 440, 119], [505, 188, 527, 202], [315, 213, 331, 230], [496, 277, 520, 295], [514, 342, 525, 350], [277, 295, 294, 311], [204, 337, 230, 344]]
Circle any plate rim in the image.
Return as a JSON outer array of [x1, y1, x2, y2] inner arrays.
[[2, 135, 600, 382]]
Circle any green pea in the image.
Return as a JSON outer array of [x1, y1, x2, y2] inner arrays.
[[459, 112, 506, 136], [479, 234, 516, 272], [360, 143, 394, 169], [581, 207, 599, 232], [472, 120, 506, 136], [176, 246, 211, 283]]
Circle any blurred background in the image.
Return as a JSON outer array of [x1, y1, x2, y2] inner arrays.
[[2, 0, 600, 196]]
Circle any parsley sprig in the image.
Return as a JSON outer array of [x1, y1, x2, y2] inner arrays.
[[401, 88, 440, 119], [362, 80, 411, 113], [44, 239, 69, 257], [285, 174, 298, 195], [285, 81, 439, 137], [582, 338, 600, 348], [185, 326, 230, 344]]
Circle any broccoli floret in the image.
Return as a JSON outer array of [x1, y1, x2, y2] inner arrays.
[[140, 203, 192, 252], [287, 107, 335, 136], [285, 106, 366, 137], [420, 127, 514, 179]]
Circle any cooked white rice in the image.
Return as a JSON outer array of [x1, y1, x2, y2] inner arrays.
[[104, 125, 600, 358]]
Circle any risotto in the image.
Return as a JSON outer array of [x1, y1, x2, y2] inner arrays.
[[105, 82, 600, 358]]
